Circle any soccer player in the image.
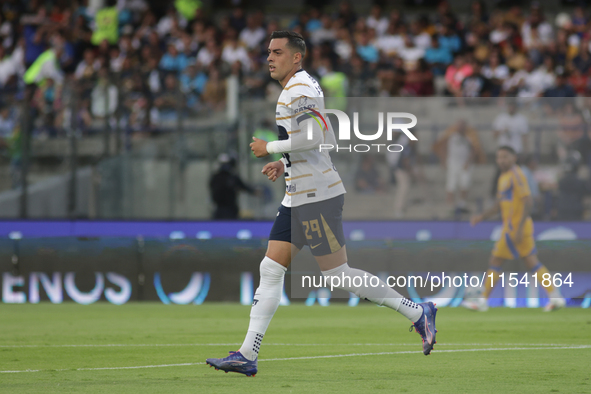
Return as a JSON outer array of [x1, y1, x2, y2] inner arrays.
[[205, 31, 437, 377], [462, 146, 566, 312]]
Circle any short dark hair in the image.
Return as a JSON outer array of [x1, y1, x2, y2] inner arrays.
[[270, 31, 306, 59], [497, 145, 516, 155]]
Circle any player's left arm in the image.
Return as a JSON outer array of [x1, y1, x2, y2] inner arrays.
[[266, 91, 324, 155], [251, 117, 323, 156]]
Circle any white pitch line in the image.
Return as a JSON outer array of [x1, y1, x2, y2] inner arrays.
[[0, 342, 582, 348], [1, 345, 589, 374]]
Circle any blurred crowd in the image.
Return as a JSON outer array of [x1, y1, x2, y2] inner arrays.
[[1, 1, 591, 140], [0, 0, 590, 218]]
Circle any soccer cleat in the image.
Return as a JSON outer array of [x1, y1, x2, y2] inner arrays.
[[543, 297, 566, 312], [410, 302, 438, 355], [205, 351, 257, 377], [461, 297, 489, 312]]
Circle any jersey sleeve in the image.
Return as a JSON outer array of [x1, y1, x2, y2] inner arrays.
[[267, 84, 326, 154], [513, 168, 531, 199]]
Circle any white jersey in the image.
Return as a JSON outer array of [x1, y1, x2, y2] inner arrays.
[[273, 70, 346, 207]]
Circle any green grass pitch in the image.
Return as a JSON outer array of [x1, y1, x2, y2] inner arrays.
[[1, 303, 590, 393]]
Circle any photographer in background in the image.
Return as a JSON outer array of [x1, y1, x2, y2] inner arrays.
[[209, 153, 259, 220]]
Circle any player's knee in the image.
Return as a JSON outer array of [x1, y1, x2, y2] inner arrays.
[[259, 256, 287, 282]]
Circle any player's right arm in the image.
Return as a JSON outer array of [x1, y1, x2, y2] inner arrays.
[[266, 89, 325, 155], [470, 200, 500, 226]]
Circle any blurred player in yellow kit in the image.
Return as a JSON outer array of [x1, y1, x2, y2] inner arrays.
[[462, 146, 566, 312]]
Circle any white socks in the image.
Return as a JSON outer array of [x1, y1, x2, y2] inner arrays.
[[239, 256, 286, 361], [239, 259, 423, 361], [321, 263, 423, 323]]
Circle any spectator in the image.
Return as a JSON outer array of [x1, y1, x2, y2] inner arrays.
[[21, 5, 48, 68], [492, 102, 529, 156], [156, 6, 186, 38], [23, 45, 64, 86], [517, 57, 555, 98], [489, 14, 509, 46], [334, 27, 354, 62], [201, 67, 226, 112], [222, 29, 251, 73], [403, 58, 433, 97], [356, 31, 378, 64], [74, 48, 100, 80], [375, 22, 405, 57], [239, 14, 265, 51], [433, 119, 486, 212], [337, 1, 357, 30], [127, 95, 159, 136], [543, 70, 576, 99], [444, 52, 473, 96], [109, 46, 125, 73], [461, 60, 492, 98], [469, 0, 489, 24], [180, 62, 207, 110], [0, 43, 24, 89], [154, 73, 182, 121], [305, 8, 322, 33], [424, 34, 452, 76], [367, 5, 388, 37], [90, 67, 118, 119], [504, 43, 527, 71], [398, 34, 425, 71], [410, 19, 431, 50], [310, 15, 336, 46], [345, 54, 376, 97], [190, 20, 208, 48], [229, 7, 246, 33], [521, 4, 553, 55], [196, 39, 218, 69], [567, 66, 589, 96], [572, 38, 591, 73], [32, 77, 61, 137], [482, 52, 509, 96], [159, 43, 189, 75], [438, 23, 462, 54], [0, 13, 14, 49], [142, 57, 161, 94]]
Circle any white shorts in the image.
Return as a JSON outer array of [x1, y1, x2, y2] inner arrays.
[[446, 163, 472, 193]]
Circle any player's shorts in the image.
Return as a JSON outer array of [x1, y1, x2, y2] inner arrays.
[[269, 194, 346, 257], [492, 223, 536, 260]]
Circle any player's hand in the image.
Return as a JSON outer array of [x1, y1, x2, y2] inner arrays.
[[250, 137, 269, 158], [470, 214, 483, 227], [262, 161, 284, 182]]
